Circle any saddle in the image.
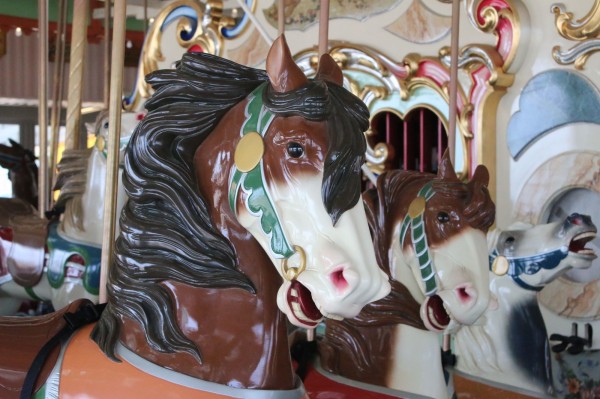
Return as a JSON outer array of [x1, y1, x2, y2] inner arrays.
[[0, 299, 99, 399]]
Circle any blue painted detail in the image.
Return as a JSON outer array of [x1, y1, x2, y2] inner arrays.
[[124, 6, 199, 107], [161, 6, 199, 39], [46, 221, 102, 295], [489, 247, 568, 291], [222, 0, 253, 39], [507, 69, 600, 159]]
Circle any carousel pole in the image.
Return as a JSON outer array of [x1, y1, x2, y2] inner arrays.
[[64, 0, 89, 151], [443, 0, 462, 354], [236, 0, 273, 45], [278, 0, 284, 36], [318, 0, 329, 56], [49, 0, 68, 194], [103, 0, 111, 108], [99, 0, 127, 304], [37, 0, 49, 216], [447, 0, 461, 166]]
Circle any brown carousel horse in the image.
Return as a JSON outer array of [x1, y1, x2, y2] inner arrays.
[[302, 156, 496, 399], [0, 139, 38, 208], [0, 35, 390, 399]]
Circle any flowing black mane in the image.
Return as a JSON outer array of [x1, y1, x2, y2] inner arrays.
[[92, 52, 370, 362]]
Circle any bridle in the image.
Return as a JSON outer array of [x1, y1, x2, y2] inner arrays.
[[399, 181, 439, 296], [228, 82, 306, 281]]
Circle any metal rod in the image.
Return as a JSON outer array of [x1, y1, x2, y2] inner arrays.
[[236, 0, 273, 45], [50, 0, 67, 194], [318, 0, 330, 56], [64, 0, 89, 151], [104, 0, 111, 108], [447, 0, 461, 166], [278, 0, 284, 36], [100, 0, 127, 304], [38, 0, 49, 216]]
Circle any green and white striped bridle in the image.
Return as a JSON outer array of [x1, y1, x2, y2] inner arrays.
[[399, 181, 439, 296], [228, 83, 302, 277]]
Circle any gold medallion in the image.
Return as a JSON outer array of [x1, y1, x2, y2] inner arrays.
[[408, 196, 426, 219], [234, 132, 264, 172]]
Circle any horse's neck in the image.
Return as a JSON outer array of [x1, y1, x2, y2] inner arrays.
[[60, 150, 126, 246], [454, 274, 548, 393], [384, 324, 449, 399], [11, 165, 37, 208], [120, 116, 296, 389]]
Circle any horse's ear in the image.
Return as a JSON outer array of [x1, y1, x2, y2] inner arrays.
[[470, 164, 490, 187], [9, 139, 22, 148], [437, 150, 457, 180], [316, 54, 343, 86], [266, 34, 307, 93]]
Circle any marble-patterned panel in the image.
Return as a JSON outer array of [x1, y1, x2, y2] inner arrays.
[[385, 0, 450, 44]]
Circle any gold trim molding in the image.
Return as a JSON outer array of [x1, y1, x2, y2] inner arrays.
[[552, 1, 600, 69]]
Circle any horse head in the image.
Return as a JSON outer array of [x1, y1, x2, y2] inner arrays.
[[489, 213, 597, 290], [371, 154, 495, 332], [92, 35, 390, 380], [228, 36, 390, 327], [86, 109, 140, 165], [0, 139, 38, 208]]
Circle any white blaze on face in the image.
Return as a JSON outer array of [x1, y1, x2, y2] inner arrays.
[[393, 226, 490, 332], [237, 172, 390, 328]]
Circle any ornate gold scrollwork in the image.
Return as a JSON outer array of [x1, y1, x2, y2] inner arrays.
[[552, 1, 600, 70], [124, 0, 228, 112], [553, 1, 600, 41]]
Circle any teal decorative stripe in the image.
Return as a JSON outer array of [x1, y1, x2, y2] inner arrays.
[[228, 83, 294, 258], [25, 286, 43, 301]]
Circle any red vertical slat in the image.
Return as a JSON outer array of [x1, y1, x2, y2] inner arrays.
[[403, 118, 408, 170], [419, 108, 425, 172]]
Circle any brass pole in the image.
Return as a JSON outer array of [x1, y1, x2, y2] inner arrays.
[[64, 0, 89, 151], [318, 0, 330, 56], [447, 0, 460, 166], [50, 0, 67, 194], [99, 0, 126, 303], [38, 0, 49, 216], [278, 0, 284, 36], [104, 0, 111, 108]]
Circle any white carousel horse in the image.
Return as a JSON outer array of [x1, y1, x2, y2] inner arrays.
[[454, 213, 597, 397], [0, 112, 138, 314], [311, 157, 496, 399]]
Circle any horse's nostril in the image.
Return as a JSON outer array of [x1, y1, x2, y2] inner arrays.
[[330, 268, 348, 291], [456, 285, 475, 304]]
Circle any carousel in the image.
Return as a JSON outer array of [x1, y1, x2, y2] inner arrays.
[[0, 1, 598, 398]]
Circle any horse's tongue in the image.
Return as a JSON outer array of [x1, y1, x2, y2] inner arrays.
[[428, 295, 450, 329], [289, 280, 323, 322]]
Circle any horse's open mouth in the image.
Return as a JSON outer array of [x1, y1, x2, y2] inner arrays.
[[421, 295, 451, 332], [287, 280, 323, 327], [569, 231, 597, 258]]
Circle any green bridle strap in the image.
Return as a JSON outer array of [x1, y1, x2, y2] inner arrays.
[[228, 83, 295, 259], [399, 181, 438, 296]]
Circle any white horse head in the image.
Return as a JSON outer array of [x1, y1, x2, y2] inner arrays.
[[489, 213, 597, 290]]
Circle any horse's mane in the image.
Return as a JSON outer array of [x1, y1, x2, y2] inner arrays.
[[53, 148, 93, 230], [92, 52, 370, 362]]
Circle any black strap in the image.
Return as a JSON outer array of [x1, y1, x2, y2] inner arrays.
[[20, 302, 106, 399]]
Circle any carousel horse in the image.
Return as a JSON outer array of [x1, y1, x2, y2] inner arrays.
[[0, 35, 390, 398], [0, 139, 38, 208], [303, 156, 496, 399], [453, 214, 597, 397], [0, 111, 138, 314]]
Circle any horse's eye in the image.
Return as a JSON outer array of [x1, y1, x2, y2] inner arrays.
[[505, 236, 515, 245], [437, 212, 450, 223], [103, 122, 109, 130], [287, 142, 304, 158]]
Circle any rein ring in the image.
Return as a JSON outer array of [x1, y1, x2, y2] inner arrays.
[[281, 245, 307, 281]]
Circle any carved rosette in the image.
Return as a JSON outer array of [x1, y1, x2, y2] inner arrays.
[[123, 0, 231, 112], [552, 1, 600, 70]]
